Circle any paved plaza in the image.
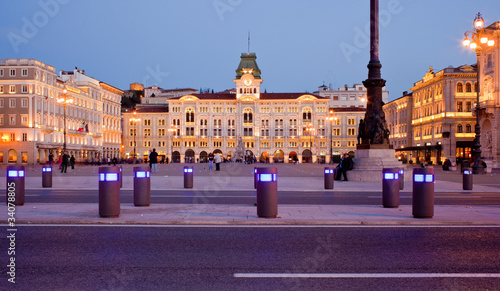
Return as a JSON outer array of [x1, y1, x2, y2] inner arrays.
[[1, 163, 500, 225]]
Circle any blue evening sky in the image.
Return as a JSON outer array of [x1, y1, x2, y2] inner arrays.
[[1, 0, 499, 100]]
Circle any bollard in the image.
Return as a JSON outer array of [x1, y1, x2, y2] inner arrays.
[[254, 167, 257, 189], [412, 167, 434, 218], [119, 166, 123, 188], [463, 168, 473, 190], [42, 165, 52, 188], [324, 167, 334, 189], [184, 166, 193, 188], [6, 165, 25, 206], [382, 168, 400, 208], [134, 166, 151, 206], [98, 166, 121, 217], [256, 167, 278, 218], [399, 168, 404, 190]]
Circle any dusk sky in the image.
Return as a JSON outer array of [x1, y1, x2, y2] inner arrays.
[[2, 0, 500, 101]]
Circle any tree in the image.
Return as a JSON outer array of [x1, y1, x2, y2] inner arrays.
[[233, 137, 246, 162]]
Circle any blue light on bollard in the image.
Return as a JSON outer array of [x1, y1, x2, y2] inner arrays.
[[258, 173, 276, 182], [184, 168, 193, 173], [42, 168, 52, 172], [464, 170, 471, 175], [184, 166, 194, 188], [8, 170, 18, 177], [383, 173, 399, 180], [324, 169, 334, 174], [100, 173, 119, 182], [135, 171, 150, 178]]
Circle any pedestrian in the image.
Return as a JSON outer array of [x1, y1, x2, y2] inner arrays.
[[357, 119, 365, 145], [208, 152, 214, 170], [150, 148, 158, 172], [107, 156, 111, 165], [214, 153, 222, 171], [112, 157, 117, 166], [336, 153, 352, 181], [70, 155, 75, 169], [48, 152, 54, 166], [61, 151, 69, 173]]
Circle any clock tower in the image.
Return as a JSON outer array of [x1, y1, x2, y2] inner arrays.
[[234, 53, 263, 101]]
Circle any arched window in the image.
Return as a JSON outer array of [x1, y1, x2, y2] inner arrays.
[[466, 124, 472, 133], [457, 124, 463, 133], [465, 82, 472, 92], [302, 107, 312, 122], [243, 108, 253, 123], [185, 108, 194, 122], [457, 83, 463, 93]]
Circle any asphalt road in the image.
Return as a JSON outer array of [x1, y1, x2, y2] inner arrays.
[[24, 189, 500, 205], [3, 225, 499, 290]]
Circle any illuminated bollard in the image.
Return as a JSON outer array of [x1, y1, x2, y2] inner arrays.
[[134, 166, 150, 206], [98, 167, 121, 218], [463, 168, 473, 190], [382, 168, 400, 208], [324, 167, 334, 189], [254, 167, 257, 189], [6, 165, 25, 206], [399, 168, 405, 190], [42, 165, 52, 188], [256, 167, 278, 218], [412, 167, 434, 218], [184, 166, 193, 188]]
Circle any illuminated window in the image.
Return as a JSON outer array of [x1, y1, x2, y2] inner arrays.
[[457, 83, 463, 93]]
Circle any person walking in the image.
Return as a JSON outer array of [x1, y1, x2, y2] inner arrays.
[[61, 151, 69, 173], [208, 152, 214, 170], [70, 155, 75, 170], [214, 153, 222, 171], [48, 152, 54, 166], [336, 153, 352, 181], [150, 148, 158, 172]]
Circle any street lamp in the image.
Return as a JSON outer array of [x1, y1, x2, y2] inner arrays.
[[56, 88, 73, 153], [168, 126, 176, 163], [306, 123, 315, 163], [463, 12, 495, 174], [130, 111, 140, 164], [326, 111, 337, 164]]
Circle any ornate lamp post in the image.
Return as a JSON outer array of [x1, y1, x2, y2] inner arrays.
[[306, 123, 315, 163], [57, 88, 73, 153], [463, 12, 495, 174], [326, 111, 337, 164], [130, 111, 140, 164], [168, 126, 176, 163]]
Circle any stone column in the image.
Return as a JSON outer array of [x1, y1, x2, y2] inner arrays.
[[360, 0, 389, 148]]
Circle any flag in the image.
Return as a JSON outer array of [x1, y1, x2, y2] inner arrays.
[[85, 123, 89, 132], [78, 121, 85, 132]]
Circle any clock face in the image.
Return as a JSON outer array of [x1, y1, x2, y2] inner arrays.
[[242, 74, 254, 86]]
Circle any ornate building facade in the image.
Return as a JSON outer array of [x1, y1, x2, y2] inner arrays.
[[123, 52, 341, 163], [0, 59, 122, 164], [384, 65, 478, 165], [477, 21, 500, 167]]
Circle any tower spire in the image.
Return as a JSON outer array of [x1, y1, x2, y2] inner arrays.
[[247, 31, 250, 55]]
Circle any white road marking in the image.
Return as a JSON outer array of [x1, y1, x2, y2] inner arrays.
[[368, 196, 483, 199], [233, 273, 500, 278]]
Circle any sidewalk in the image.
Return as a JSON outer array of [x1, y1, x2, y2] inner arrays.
[[3, 203, 499, 225], [2, 164, 499, 225]]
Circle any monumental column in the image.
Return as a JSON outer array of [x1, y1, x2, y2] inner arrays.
[[360, 0, 390, 148]]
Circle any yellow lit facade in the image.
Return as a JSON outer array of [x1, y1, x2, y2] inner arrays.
[[0, 59, 122, 164], [123, 52, 340, 163], [384, 65, 478, 165]]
